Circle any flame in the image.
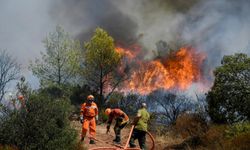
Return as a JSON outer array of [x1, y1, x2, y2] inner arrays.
[[115, 47, 136, 59], [115, 45, 141, 60], [118, 46, 206, 94]]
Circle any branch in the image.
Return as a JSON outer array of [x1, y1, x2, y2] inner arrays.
[[104, 75, 129, 102]]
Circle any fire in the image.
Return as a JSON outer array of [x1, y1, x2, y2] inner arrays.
[[115, 44, 141, 60], [115, 47, 136, 59], [117, 46, 206, 94]]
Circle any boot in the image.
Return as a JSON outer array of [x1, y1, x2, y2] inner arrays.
[[80, 137, 84, 142], [89, 139, 95, 144], [113, 136, 121, 144], [129, 138, 136, 148]]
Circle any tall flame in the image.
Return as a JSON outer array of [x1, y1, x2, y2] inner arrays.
[[115, 46, 206, 94]]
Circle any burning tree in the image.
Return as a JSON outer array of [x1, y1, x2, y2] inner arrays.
[[83, 28, 122, 106], [118, 46, 206, 94]]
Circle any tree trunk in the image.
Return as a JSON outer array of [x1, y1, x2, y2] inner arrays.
[[99, 66, 103, 107]]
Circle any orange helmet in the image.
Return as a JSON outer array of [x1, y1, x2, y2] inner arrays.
[[18, 95, 24, 100], [105, 108, 111, 116], [87, 95, 94, 100]]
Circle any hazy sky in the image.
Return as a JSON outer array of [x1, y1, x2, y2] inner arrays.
[[0, 0, 56, 89]]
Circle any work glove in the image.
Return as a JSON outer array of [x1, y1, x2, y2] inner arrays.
[[119, 120, 128, 128], [80, 116, 84, 124], [106, 125, 110, 134], [130, 120, 136, 125], [121, 120, 128, 126]]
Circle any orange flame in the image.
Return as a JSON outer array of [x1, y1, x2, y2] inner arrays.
[[115, 47, 136, 59], [118, 46, 206, 94], [115, 45, 141, 60]]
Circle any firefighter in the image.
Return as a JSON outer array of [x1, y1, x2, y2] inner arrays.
[[105, 108, 129, 144], [80, 95, 98, 144], [129, 103, 150, 150], [18, 95, 26, 108]]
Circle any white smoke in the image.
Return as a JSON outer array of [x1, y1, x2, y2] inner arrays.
[[1, 0, 249, 90], [182, 0, 250, 67]]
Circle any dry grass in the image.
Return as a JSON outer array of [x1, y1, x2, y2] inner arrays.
[[154, 134, 183, 149], [224, 132, 250, 150], [0, 145, 18, 150], [198, 124, 250, 150], [175, 113, 208, 138]]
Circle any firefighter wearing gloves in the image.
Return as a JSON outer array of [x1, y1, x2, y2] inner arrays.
[[105, 108, 129, 144], [80, 95, 98, 144]]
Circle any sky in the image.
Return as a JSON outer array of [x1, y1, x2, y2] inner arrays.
[[0, 0, 56, 89], [1, 0, 250, 92]]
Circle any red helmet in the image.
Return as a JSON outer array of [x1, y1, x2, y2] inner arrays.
[[18, 95, 24, 100]]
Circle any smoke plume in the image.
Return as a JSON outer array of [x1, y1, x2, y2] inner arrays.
[[1, 0, 250, 91], [50, 0, 250, 64]]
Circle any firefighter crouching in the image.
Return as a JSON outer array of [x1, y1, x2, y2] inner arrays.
[[80, 95, 98, 144], [105, 108, 129, 144]]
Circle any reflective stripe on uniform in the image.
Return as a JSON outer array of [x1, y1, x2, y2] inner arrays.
[[85, 106, 97, 109]]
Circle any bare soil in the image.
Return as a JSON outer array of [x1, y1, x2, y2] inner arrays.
[[71, 121, 160, 150]]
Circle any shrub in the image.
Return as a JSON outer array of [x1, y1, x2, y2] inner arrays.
[[147, 89, 195, 125], [99, 109, 109, 123], [119, 93, 144, 116], [174, 113, 208, 138], [0, 93, 77, 150], [222, 122, 250, 150], [225, 121, 250, 138], [201, 124, 227, 149], [201, 123, 250, 149]]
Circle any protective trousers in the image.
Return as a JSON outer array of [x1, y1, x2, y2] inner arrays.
[[114, 117, 127, 142], [81, 117, 96, 139], [129, 129, 147, 150]]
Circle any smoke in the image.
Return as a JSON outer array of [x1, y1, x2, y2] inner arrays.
[[50, 0, 250, 62], [0, 0, 56, 68], [0, 0, 56, 89], [1, 0, 250, 90], [182, 0, 250, 68], [49, 0, 138, 45], [48, 0, 250, 93]]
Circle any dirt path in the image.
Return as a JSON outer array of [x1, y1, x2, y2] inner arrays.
[[71, 121, 141, 149]]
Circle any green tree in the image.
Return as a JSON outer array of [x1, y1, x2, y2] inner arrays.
[[83, 28, 121, 106], [207, 53, 250, 123], [0, 50, 20, 102], [30, 26, 81, 87]]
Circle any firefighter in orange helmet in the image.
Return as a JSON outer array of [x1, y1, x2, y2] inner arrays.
[[105, 108, 129, 144], [80, 95, 98, 144], [18, 95, 26, 108]]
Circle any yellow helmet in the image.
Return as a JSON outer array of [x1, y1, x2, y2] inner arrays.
[[87, 95, 94, 100], [105, 108, 111, 115]]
